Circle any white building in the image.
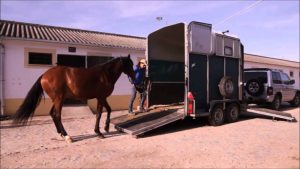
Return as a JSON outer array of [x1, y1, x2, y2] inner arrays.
[[0, 20, 299, 116], [0, 20, 145, 116]]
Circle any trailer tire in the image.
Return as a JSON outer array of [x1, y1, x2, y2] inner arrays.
[[209, 104, 225, 126], [225, 103, 239, 123], [219, 76, 234, 98]]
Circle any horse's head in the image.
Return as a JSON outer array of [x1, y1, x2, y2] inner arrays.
[[120, 54, 135, 83]]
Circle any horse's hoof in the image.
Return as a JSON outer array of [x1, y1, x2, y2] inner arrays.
[[98, 133, 105, 139], [65, 135, 73, 143], [60, 133, 64, 139]]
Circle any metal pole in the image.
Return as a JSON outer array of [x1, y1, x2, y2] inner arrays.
[[0, 43, 5, 116]]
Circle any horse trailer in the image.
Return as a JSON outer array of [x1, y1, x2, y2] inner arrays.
[[111, 21, 295, 137], [146, 21, 244, 125]]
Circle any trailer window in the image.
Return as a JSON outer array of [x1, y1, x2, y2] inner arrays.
[[244, 72, 267, 83], [224, 46, 233, 56]]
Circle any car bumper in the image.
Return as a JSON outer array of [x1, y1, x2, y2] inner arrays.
[[245, 94, 274, 103]]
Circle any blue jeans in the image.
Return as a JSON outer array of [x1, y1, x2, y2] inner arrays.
[[128, 85, 146, 112]]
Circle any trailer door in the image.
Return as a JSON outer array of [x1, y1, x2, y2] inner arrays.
[[187, 22, 212, 112], [147, 23, 185, 107]]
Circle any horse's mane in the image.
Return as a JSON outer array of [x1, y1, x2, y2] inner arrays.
[[89, 57, 121, 69]]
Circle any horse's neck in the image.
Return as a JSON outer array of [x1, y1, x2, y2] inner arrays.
[[92, 59, 122, 85], [108, 61, 122, 84]]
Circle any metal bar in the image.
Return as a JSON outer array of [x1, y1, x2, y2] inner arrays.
[[151, 81, 184, 84]]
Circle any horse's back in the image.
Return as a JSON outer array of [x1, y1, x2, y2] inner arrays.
[[41, 66, 110, 100]]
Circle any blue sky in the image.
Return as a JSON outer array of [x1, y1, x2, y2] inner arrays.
[[1, 0, 299, 61]]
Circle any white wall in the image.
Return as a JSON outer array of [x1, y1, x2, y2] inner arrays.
[[3, 39, 144, 99], [244, 61, 300, 89]]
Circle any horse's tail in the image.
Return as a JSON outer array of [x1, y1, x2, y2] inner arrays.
[[13, 75, 44, 125]]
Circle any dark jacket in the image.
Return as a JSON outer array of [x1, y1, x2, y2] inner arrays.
[[133, 65, 145, 85]]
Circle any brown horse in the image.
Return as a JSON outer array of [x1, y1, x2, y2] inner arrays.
[[13, 55, 135, 143]]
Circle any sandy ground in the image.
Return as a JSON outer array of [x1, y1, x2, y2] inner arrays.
[[1, 105, 299, 168]]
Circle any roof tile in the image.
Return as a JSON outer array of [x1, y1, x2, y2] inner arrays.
[[0, 20, 145, 50]]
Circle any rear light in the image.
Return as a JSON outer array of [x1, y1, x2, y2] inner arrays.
[[267, 87, 273, 95], [187, 92, 195, 115]]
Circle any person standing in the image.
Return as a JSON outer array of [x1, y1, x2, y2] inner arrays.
[[128, 58, 147, 115]]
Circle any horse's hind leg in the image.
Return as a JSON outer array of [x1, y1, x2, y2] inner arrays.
[[54, 100, 73, 143], [103, 99, 112, 133], [49, 105, 61, 134], [94, 99, 104, 138]]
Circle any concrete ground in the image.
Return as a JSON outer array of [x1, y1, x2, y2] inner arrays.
[[0, 105, 299, 168]]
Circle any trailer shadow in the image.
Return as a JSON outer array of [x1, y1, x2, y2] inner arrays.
[[140, 107, 298, 138], [141, 117, 208, 138]]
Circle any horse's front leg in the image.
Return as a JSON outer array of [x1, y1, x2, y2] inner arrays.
[[94, 99, 104, 138], [103, 100, 112, 133]]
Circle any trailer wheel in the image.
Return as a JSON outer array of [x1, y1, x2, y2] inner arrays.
[[225, 103, 239, 123], [219, 76, 234, 98], [209, 104, 225, 126]]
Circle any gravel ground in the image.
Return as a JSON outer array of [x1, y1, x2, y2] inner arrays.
[[1, 106, 299, 168]]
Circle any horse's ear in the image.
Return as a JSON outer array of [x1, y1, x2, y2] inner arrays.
[[127, 54, 131, 59]]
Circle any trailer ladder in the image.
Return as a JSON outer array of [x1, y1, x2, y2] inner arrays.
[[111, 104, 184, 137], [246, 107, 296, 122]]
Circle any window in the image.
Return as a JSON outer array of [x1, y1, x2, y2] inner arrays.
[[244, 72, 267, 83], [224, 46, 233, 56], [68, 47, 76, 53], [272, 72, 282, 84], [28, 52, 52, 65], [57, 54, 86, 68], [281, 73, 290, 84], [290, 71, 294, 77], [25, 48, 56, 67]]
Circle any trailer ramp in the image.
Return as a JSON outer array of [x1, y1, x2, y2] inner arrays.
[[111, 105, 184, 137], [247, 107, 296, 122]]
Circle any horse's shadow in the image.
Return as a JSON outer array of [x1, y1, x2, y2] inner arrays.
[[71, 131, 125, 142]]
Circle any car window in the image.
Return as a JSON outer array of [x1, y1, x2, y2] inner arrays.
[[272, 72, 282, 84], [281, 73, 290, 81], [281, 73, 290, 84], [244, 72, 267, 83]]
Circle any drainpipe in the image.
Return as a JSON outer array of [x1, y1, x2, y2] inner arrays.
[[0, 43, 4, 116]]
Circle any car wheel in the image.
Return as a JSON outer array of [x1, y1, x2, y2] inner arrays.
[[225, 103, 240, 123], [271, 95, 281, 110], [245, 79, 264, 97], [290, 93, 300, 107], [209, 104, 225, 126]]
